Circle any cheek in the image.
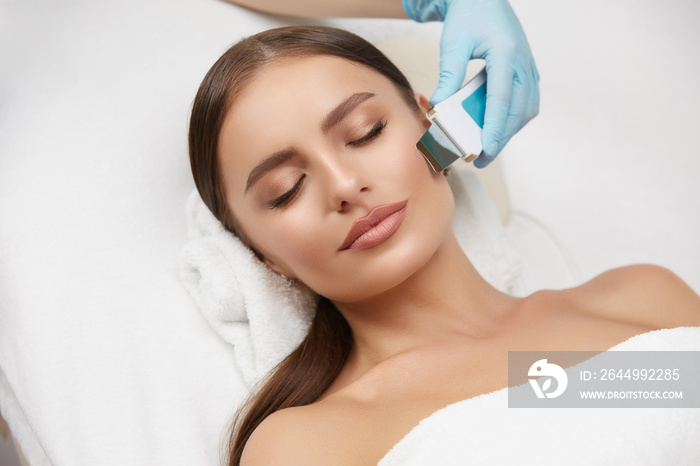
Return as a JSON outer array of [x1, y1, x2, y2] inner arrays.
[[278, 217, 325, 263], [383, 111, 434, 173], [395, 124, 456, 235], [386, 124, 445, 188], [245, 209, 331, 279]]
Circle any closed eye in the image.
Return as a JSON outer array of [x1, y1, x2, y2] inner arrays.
[[267, 120, 386, 209], [268, 174, 305, 210], [347, 120, 387, 147]]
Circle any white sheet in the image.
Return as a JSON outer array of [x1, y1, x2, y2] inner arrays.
[[1, 0, 698, 465]]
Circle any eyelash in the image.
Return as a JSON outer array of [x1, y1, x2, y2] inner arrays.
[[347, 120, 387, 147], [268, 120, 388, 210], [269, 174, 306, 210]]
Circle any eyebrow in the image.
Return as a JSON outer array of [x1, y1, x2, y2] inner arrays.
[[321, 92, 375, 134], [244, 92, 376, 194], [245, 147, 297, 194]]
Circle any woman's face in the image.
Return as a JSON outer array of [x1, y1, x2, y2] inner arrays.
[[218, 55, 455, 304]]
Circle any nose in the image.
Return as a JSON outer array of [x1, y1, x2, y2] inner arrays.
[[320, 155, 370, 213]]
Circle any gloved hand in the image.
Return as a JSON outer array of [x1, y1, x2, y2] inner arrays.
[[403, 0, 539, 168]]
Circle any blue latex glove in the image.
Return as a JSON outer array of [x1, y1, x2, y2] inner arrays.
[[403, 0, 539, 168]]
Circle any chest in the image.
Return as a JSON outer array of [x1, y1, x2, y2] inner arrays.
[[319, 311, 655, 465]]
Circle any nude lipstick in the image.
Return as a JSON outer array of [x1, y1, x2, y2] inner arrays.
[[339, 200, 407, 251]]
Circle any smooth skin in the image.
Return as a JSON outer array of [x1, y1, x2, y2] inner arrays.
[[216, 56, 700, 465]]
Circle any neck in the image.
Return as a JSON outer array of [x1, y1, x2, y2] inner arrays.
[[332, 232, 521, 370]]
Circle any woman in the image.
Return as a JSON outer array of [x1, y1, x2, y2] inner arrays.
[[188, 26, 700, 465]]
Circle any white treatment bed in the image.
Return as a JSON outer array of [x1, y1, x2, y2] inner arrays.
[[1, 0, 699, 464]]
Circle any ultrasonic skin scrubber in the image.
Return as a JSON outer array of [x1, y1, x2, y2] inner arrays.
[[417, 68, 488, 172]]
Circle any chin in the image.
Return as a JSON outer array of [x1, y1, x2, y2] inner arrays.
[[317, 183, 455, 304], [325, 225, 448, 304]]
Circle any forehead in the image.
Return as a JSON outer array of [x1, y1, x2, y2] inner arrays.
[[223, 55, 396, 132], [218, 55, 403, 192]]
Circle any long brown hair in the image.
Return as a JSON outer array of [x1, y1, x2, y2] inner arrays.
[[188, 26, 419, 466]]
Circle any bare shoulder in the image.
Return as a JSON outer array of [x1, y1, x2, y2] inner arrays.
[[563, 264, 700, 329], [240, 399, 365, 466], [240, 405, 318, 466]]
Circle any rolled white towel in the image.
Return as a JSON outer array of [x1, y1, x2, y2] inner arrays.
[[180, 194, 317, 387], [179, 169, 522, 387]]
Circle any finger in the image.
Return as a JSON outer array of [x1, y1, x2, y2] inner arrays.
[[496, 63, 531, 152], [481, 54, 515, 159], [431, 31, 473, 105], [497, 62, 540, 154], [529, 62, 541, 119], [473, 152, 493, 169]]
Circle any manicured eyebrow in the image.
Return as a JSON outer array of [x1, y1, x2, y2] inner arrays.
[[321, 92, 375, 134], [245, 92, 375, 194], [245, 147, 297, 194]]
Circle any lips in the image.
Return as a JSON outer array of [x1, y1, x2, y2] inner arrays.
[[339, 200, 408, 251]]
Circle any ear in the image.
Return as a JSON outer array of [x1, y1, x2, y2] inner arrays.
[[413, 92, 432, 130], [414, 92, 431, 113]]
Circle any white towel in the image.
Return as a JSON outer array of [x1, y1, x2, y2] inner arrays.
[[379, 326, 700, 466], [179, 169, 522, 387], [179, 197, 318, 388]]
